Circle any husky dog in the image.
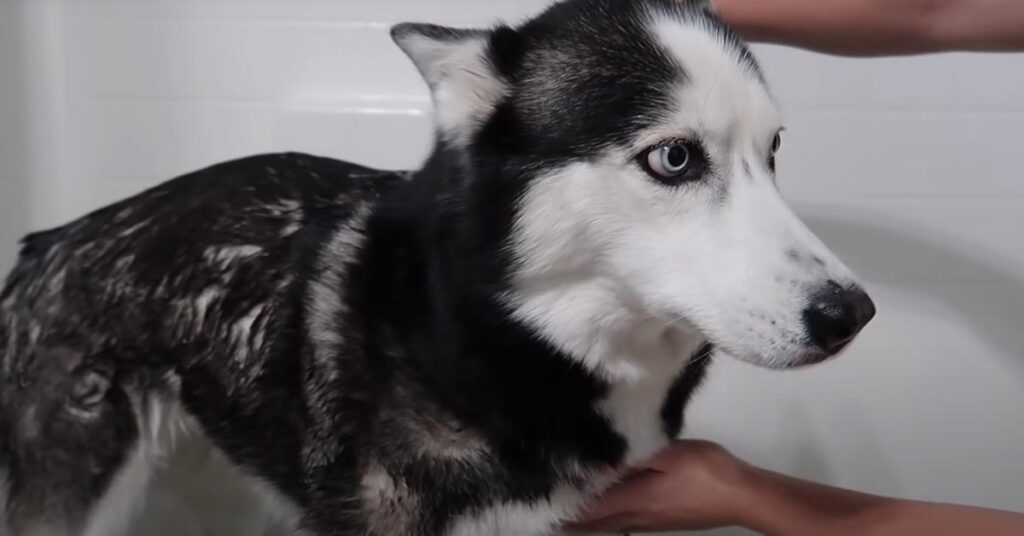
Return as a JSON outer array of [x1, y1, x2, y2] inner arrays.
[[0, 0, 875, 534]]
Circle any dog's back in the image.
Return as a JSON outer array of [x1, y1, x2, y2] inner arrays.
[[0, 153, 404, 535]]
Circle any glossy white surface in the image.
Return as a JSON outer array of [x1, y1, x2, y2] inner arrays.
[[0, 1, 1022, 535]]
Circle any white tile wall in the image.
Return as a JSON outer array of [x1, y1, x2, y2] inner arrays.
[[0, 0, 35, 274], [3, 1, 1023, 535]]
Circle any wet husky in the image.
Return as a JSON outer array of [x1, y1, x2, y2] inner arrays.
[[0, 0, 874, 534]]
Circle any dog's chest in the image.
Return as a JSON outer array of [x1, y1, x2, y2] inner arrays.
[[600, 369, 682, 466], [597, 328, 708, 464], [444, 480, 614, 536], [446, 353, 698, 536]]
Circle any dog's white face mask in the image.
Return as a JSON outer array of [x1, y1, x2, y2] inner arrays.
[[395, 7, 875, 376]]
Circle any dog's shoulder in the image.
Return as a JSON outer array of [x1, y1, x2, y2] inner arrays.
[[4, 153, 406, 290], [13, 152, 406, 255]]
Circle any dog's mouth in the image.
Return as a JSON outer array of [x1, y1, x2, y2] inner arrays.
[[664, 289, 873, 370], [799, 337, 856, 367], [713, 337, 858, 371], [795, 345, 847, 367], [827, 338, 854, 355]]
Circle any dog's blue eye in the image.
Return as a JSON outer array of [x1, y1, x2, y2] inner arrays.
[[638, 140, 707, 185], [647, 143, 691, 178]]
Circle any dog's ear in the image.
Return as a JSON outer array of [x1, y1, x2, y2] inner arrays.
[[391, 23, 492, 89], [391, 23, 511, 143]]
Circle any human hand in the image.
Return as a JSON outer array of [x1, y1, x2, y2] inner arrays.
[[565, 440, 754, 534], [568, 438, 1024, 536]]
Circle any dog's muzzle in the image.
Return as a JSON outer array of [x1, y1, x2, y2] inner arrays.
[[802, 280, 876, 355]]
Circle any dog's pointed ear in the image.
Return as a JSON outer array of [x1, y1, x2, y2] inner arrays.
[[392, 23, 515, 143], [391, 23, 490, 88]]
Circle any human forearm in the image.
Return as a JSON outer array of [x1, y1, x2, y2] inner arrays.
[[567, 441, 1024, 535], [861, 501, 1024, 536], [739, 466, 1024, 536], [713, 0, 1024, 55], [738, 466, 888, 536]]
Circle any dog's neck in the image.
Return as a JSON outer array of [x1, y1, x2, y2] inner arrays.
[[342, 146, 712, 469], [506, 272, 711, 465], [393, 146, 708, 383], [506, 270, 706, 377]]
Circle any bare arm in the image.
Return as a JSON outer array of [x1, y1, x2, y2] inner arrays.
[[742, 463, 1024, 536], [566, 441, 1024, 536], [713, 0, 1024, 55]]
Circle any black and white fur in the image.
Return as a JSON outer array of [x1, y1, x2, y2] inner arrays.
[[0, 1, 875, 534]]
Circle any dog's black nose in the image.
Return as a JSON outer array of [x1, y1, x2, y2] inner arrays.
[[802, 280, 876, 354]]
